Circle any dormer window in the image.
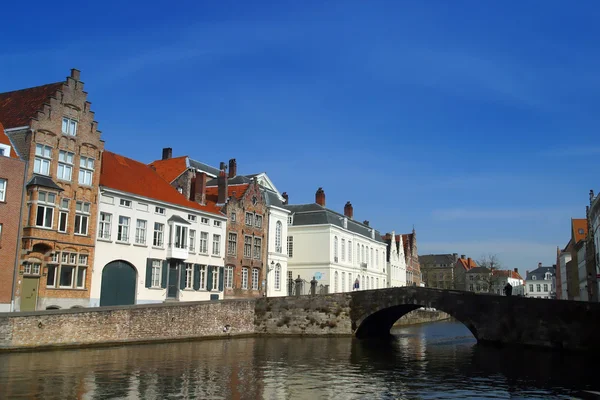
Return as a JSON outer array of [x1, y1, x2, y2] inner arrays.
[[62, 117, 78, 136], [288, 215, 293, 225], [532, 276, 536, 280], [343, 217, 348, 229]]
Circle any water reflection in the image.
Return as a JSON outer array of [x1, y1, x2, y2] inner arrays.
[[0, 321, 597, 399]]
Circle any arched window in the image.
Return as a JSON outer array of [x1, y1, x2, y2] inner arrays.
[[362, 245, 365, 263], [274, 263, 281, 290], [334, 271, 339, 293], [376, 278, 379, 289], [366, 276, 370, 290], [375, 250, 378, 266], [341, 239, 346, 261], [366, 247, 369, 264], [341, 272, 346, 293], [357, 243, 360, 263], [334, 236, 338, 261], [348, 273, 353, 291], [371, 277, 374, 289], [371, 248, 374, 266], [361, 275, 365, 290], [275, 221, 282, 253]]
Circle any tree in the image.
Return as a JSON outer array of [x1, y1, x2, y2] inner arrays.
[[476, 254, 503, 293]]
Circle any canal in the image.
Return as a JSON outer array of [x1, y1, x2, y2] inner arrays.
[[0, 320, 598, 399]]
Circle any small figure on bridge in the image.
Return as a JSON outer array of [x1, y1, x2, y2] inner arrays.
[[353, 278, 360, 291], [310, 277, 318, 296], [504, 282, 513, 296]]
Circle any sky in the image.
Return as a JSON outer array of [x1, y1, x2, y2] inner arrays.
[[1, 0, 599, 276]]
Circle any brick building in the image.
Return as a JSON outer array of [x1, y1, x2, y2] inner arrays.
[[419, 253, 459, 289], [0, 122, 27, 311], [0, 69, 104, 311], [401, 229, 421, 286]]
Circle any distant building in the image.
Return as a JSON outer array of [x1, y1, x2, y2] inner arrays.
[[565, 219, 588, 300], [419, 253, 459, 289], [465, 266, 492, 293], [491, 268, 525, 296], [402, 229, 421, 286], [382, 231, 407, 288], [453, 255, 477, 291], [525, 263, 556, 299], [587, 190, 599, 302], [557, 249, 571, 300]]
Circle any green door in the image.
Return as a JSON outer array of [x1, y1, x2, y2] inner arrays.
[[100, 261, 137, 306], [21, 277, 39, 311]]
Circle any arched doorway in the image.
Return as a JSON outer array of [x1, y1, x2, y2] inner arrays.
[[100, 261, 137, 306]]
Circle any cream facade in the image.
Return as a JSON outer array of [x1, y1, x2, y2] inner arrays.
[[386, 230, 407, 287]]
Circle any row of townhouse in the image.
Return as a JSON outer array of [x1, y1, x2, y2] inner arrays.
[[0, 69, 421, 312]]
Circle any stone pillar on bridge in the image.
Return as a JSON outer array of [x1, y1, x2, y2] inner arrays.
[[295, 275, 303, 297], [310, 277, 318, 296]]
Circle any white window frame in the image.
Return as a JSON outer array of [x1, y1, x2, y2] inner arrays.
[[214, 220, 222, 227], [36, 191, 56, 228], [57, 150, 74, 181], [153, 222, 164, 247], [253, 237, 262, 260], [189, 229, 196, 252], [275, 221, 282, 253], [151, 260, 161, 288], [274, 264, 281, 291], [254, 214, 262, 228], [78, 156, 95, 186], [244, 235, 252, 258], [287, 236, 293, 258], [188, 214, 197, 222], [242, 267, 249, 289], [120, 199, 132, 208], [228, 232, 237, 255], [211, 266, 219, 291], [74, 201, 90, 236], [98, 212, 111, 240], [185, 264, 194, 289], [155, 206, 166, 215], [117, 216, 130, 242], [201, 217, 209, 225], [135, 219, 147, 245], [212, 234, 221, 255], [252, 268, 259, 290], [0, 178, 5, 202], [199, 232, 208, 253], [225, 266, 234, 289], [62, 116, 78, 136], [34, 144, 52, 175], [199, 265, 207, 290], [245, 212, 253, 226]]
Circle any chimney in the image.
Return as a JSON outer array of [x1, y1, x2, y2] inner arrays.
[[461, 255, 466, 260], [217, 163, 228, 204], [315, 187, 326, 206], [194, 172, 207, 205], [228, 158, 237, 178], [538, 262, 542, 268], [70, 68, 80, 81], [467, 257, 472, 267], [453, 253, 458, 262], [514, 268, 518, 273], [219, 161, 226, 170], [162, 147, 172, 160], [363, 220, 369, 226], [282, 192, 289, 205], [344, 201, 354, 219]]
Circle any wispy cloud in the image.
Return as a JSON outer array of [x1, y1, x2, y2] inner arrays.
[[431, 207, 574, 221]]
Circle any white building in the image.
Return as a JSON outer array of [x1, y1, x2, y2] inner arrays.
[[384, 230, 407, 287], [491, 268, 525, 296], [90, 151, 227, 307], [284, 188, 387, 294], [558, 249, 571, 300], [577, 241, 588, 301], [588, 190, 600, 301], [524, 264, 556, 299]]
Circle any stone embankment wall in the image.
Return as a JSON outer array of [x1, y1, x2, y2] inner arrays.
[[393, 309, 451, 326], [0, 299, 255, 351]]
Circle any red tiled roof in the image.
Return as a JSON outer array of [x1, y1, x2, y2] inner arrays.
[[456, 258, 477, 270], [149, 156, 188, 183], [571, 218, 588, 243], [492, 269, 524, 281], [0, 121, 18, 158], [400, 234, 413, 255], [206, 184, 249, 203], [0, 82, 64, 129], [101, 151, 222, 215]]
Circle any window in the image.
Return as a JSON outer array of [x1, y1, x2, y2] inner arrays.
[[120, 199, 132, 208], [212, 234, 221, 255], [543, 284, 548, 292], [174, 225, 188, 249], [230, 212, 236, 222], [201, 217, 209, 224], [255, 215, 262, 228], [137, 203, 148, 212], [199, 232, 208, 253], [341, 272, 346, 293], [57, 150, 74, 181], [275, 221, 282, 253], [58, 199, 69, 233], [242, 268, 249, 289], [334, 236, 338, 261], [78, 157, 95, 185], [469, 284, 474, 291], [245, 212, 253, 226], [357, 243, 360, 263], [155, 206, 165, 215], [0, 224, 2, 245], [536, 284, 541, 292], [334, 271, 338, 292], [189, 230, 196, 252], [117, 216, 130, 242], [153, 223, 164, 246], [225, 266, 234, 289], [177, 187, 183, 194], [214, 220, 222, 227], [275, 264, 281, 290], [212, 266, 219, 290], [348, 241, 352, 263], [287, 216, 293, 224], [23, 262, 41, 275], [185, 264, 194, 289], [348, 273, 352, 291], [253, 237, 262, 259], [60, 264, 75, 288], [36, 191, 55, 228], [376, 278, 379, 289], [34, 144, 52, 175], [101, 195, 114, 205], [341, 239, 346, 261], [228, 233, 237, 255], [151, 260, 161, 288], [362, 245, 365, 263], [371, 248, 374, 266], [529, 284, 533, 292], [135, 220, 147, 245], [188, 214, 197, 222], [376, 250, 378, 267], [252, 268, 259, 290], [74, 201, 90, 235], [0, 179, 5, 202], [287, 236, 294, 258], [62, 117, 78, 136], [244, 235, 252, 258]]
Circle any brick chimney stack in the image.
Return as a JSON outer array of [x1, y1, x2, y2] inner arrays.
[[194, 172, 207, 205], [453, 253, 458, 262], [538, 262, 542, 268], [344, 201, 354, 219], [514, 268, 518, 273], [282, 192, 289, 205], [162, 148, 172, 160], [315, 187, 326, 207], [363, 220, 369, 226], [217, 163, 228, 204], [468, 257, 472, 267], [228, 158, 237, 178], [70, 68, 80, 81], [461, 255, 466, 260]]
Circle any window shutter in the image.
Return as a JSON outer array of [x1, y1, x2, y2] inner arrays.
[[145, 259, 153, 288], [193, 264, 200, 290], [180, 263, 186, 289], [219, 267, 224, 291], [206, 266, 213, 291], [161, 260, 168, 288]]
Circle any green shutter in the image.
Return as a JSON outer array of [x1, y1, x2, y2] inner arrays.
[[206, 266, 213, 291], [219, 267, 224, 291], [161, 260, 168, 288], [180, 263, 187, 289], [145, 259, 153, 288], [193, 264, 200, 290]]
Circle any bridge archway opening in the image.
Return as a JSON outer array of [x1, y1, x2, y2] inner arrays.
[[354, 303, 478, 340]]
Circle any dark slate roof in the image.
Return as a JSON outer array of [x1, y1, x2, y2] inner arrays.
[[419, 254, 457, 266], [168, 214, 190, 225], [206, 175, 252, 186], [284, 203, 385, 243], [466, 266, 491, 274], [526, 266, 555, 281], [26, 174, 63, 191], [260, 187, 285, 208], [189, 158, 220, 177]]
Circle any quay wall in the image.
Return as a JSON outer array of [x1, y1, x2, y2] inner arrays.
[[393, 309, 451, 326]]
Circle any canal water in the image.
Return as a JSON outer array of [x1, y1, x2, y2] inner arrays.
[[0, 320, 598, 399]]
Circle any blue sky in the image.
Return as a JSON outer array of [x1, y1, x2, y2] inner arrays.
[[2, 0, 599, 275]]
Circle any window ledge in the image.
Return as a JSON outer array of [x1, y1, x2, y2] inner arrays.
[[211, 254, 221, 258], [97, 237, 112, 243], [34, 226, 55, 231], [74, 233, 89, 237], [116, 241, 130, 245], [152, 246, 165, 250], [133, 243, 147, 248], [147, 287, 164, 290]]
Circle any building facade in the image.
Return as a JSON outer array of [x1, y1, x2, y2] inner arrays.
[[383, 230, 407, 288], [0, 69, 104, 311], [525, 263, 556, 299], [419, 253, 458, 289], [558, 249, 571, 300], [402, 229, 421, 286], [285, 188, 387, 294], [588, 190, 600, 301], [490, 268, 525, 296], [90, 152, 226, 307], [453, 255, 477, 291], [465, 266, 492, 293], [0, 122, 27, 311]]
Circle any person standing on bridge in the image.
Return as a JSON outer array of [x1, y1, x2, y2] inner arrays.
[[504, 282, 513, 296]]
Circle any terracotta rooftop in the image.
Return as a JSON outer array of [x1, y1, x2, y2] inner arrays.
[[206, 184, 249, 203], [492, 269, 524, 281], [456, 257, 478, 270], [0, 82, 64, 129], [101, 151, 222, 215], [571, 218, 588, 243], [0, 121, 18, 158], [149, 156, 188, 183]]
